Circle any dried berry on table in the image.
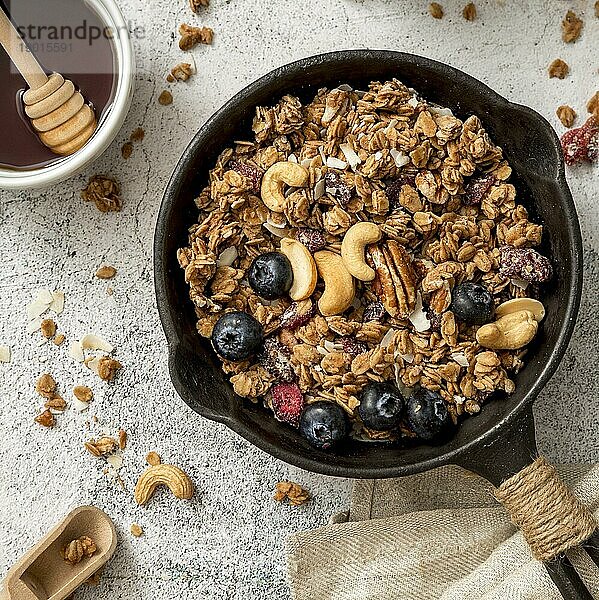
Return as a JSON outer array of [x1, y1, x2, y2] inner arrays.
[[268, 383, 304, 427], [548, 59, 569, 79], [428, 2, 443, 19], [167, 63, 194, 83], [274, 481, 311, 506], [560, 117, 599, 165], [158, 90, 173, 106], [81, 175, 122, 213], [556, 105, 576, 128], [178, 23, 213, 51], [462, 2, 476, 21], [562, 10, 583, 43]]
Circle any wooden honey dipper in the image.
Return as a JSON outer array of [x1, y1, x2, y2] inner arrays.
[[0, 8, 97, 156]]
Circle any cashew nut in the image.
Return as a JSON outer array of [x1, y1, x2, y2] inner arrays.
[[261, 161, 309, 213], [495, 297, 545, 322], [314, 251, 355, 316], [134, 464, 194, 506], [340, 222, 381, 282], [476, 310, 538, 350], [280, 238, 318, 301]]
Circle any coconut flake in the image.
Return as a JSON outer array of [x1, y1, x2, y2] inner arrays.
[[510, 278, 529, 290], [339, 143, 361, 170], [217, 246, 238, 267], [409, 293, 431, 332], [384, 119, 398, 134], [27, 297, 51, 320], [0, 345, 11, 363], [316, 346, 328, 356], [453, 395, 465, 404], [106, 454, 123, 470], [27, 318, 42, 334], [430, 105, 454, 117], [314, 178, 326, 200], [301, 158, 312, 169], [49, 291, 65, 314], [337, 83, 353, 92], [399, 352, 415, 364], [263, 223, 291, 238], [68, 340, 85, 362], [86, 356, 101, 375], [380, 328, 397, 348], [326, 156, 348, 170], [318, 146, 327, 164], [450, 352, 470, 368], [38, 356, 48, 363], [407, 96, 419, 108], [323, 339, 342, 353], [81, 334, 113, 353], [287, 153, 298, 163], [374, 151, 383, 162], [389, 148, 410, 168], [71, 395, 90, 412]]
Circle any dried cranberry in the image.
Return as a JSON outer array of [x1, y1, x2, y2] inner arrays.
[[560, 117, 599, 166], [340, 336, 368, 357], [386, 175, 417, 210], [229, 160, 263, 194], [425, 308, 443, 331], [499, 246, 553, 283], [280, 300, 316, 330], [295, 228, 327, 253], [258, 337, 295, 382], [363, 301, 385, 322], [269, 383, 305, 427], [463, 173, 495, 205], [324, 170, 352, 207]]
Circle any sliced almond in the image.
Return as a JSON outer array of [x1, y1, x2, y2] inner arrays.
[[495, 298, 545, 322], [69, 340, 85, 362], [280, 238, 318, 301], [81, 334, 114, 353]]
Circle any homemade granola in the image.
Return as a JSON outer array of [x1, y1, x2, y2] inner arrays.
[[178, 79, 552, 449]]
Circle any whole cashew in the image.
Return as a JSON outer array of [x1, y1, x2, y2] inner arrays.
[[314, 251, 355, 316], [280, 238, 318, 301], [261, 161, 309, 213], [340, 222, 382, 281], [476, 310, 538, 350], [134, 464, 194, 506]]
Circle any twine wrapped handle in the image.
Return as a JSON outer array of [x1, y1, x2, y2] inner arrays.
[[494, 457, 597, 562]]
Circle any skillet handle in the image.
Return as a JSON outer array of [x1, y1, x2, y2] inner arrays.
[[454, 406, 597, 599]]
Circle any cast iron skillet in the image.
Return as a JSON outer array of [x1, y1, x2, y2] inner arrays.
[[155, 51, 589, 596]]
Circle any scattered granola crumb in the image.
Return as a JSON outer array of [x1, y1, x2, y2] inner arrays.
[[588, 91, 599, 119], [118, 428, 127, 450], [158, 90, 173, 106], [96, 265, 117, 279], [130, 127, 145, 142], [85, 436, 118, 457], [81, 175, 122, 213], [44, 396, 66, 411], [167, 63, 194, 83], [97, 356, 122, 381], [562, 10, 583, 43], [85, 569, 103, 586], [106, 287, 114, 296], [146, 451, 161, 466], [189, 0, 209, 12], [596, 0, 599, 18], [548, 58, 569, 79], [35, 409, 55, 428], [74, 385, 93, 402], [178, 23, 213, 50], [40, 318, 57, 339], [63, 536, 97, 565], [428, 2, 443, 19], [53, 333, 65, 346], [121, 141, 133, 160], [36, 373, 57, 398], [462, 2, 476, 21], [557, 105, 576, 128], [130, 523, 144, 537], [274, 481, 311, 506]]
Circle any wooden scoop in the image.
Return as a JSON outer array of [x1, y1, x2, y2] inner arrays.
[[0, 8, 97, 156], [0, 506, 117, 600]]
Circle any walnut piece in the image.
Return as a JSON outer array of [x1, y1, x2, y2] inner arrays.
[[178, 23, 213, 51], [167, 63, 194, 83], [556, 105, 576, 128], [274, 481, 311, 506], [158, 90, 173, 106], [96, 265, 117, 279], [81, 175, 121, 213], [36, 373, 57, 398], [63, 536, 97, 565], [548, 59, 569, 79], [562, 10, 583, 43], [35, 409, 55, 428], [73, 385, 93, 402], [97, 357, 122, 381], [40, 319, 56, 339], [428, 2, 443, 19], [462, 2, 476, 21]]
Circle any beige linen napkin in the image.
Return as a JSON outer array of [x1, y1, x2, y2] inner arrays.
[[287, 465, 599, 599]]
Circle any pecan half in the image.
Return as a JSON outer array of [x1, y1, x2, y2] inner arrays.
[[367, 241, 417, 318]]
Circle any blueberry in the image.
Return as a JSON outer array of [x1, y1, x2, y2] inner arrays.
[[406, 388, 453, 442], [358, 382, 405, 431], [211, 311, 263, 362], [450, 282, 494, 325], [299, 401, 348, 450], [248, 252, 293, 300]]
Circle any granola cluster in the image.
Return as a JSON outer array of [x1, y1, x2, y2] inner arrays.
[[178, 79, 550, 441]]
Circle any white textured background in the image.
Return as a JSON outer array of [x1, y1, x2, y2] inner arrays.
[[0, 0, 598, 597]]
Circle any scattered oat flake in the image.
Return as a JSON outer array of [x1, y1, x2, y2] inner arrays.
[[189, 0, 209, 12], [35, 409, 55, 428], [96, 265, 117, 279], [462, 2, 476, 21], [146, 451, 161, 466], [118, 428, 127, 450], [81, 175, 121, 213], [158, 90, 173, 106], [429, 2, 443, 19], [0, 345, 10, 363], [588, 92, 599, 119], [74, 385, 93, 403], [53, 333, 65, 346], [548, 59, 569, 80], [556, 105, 576, 128], [562, 10, 583, 43], [121, 142, 133, 159], [97, 356, 122, 381], [36, 373, 57, 398], [130, 523, 144, 537], [178, 23, 213, 51], [167, 63, 193, 83], [274, 481, 311, 506]]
